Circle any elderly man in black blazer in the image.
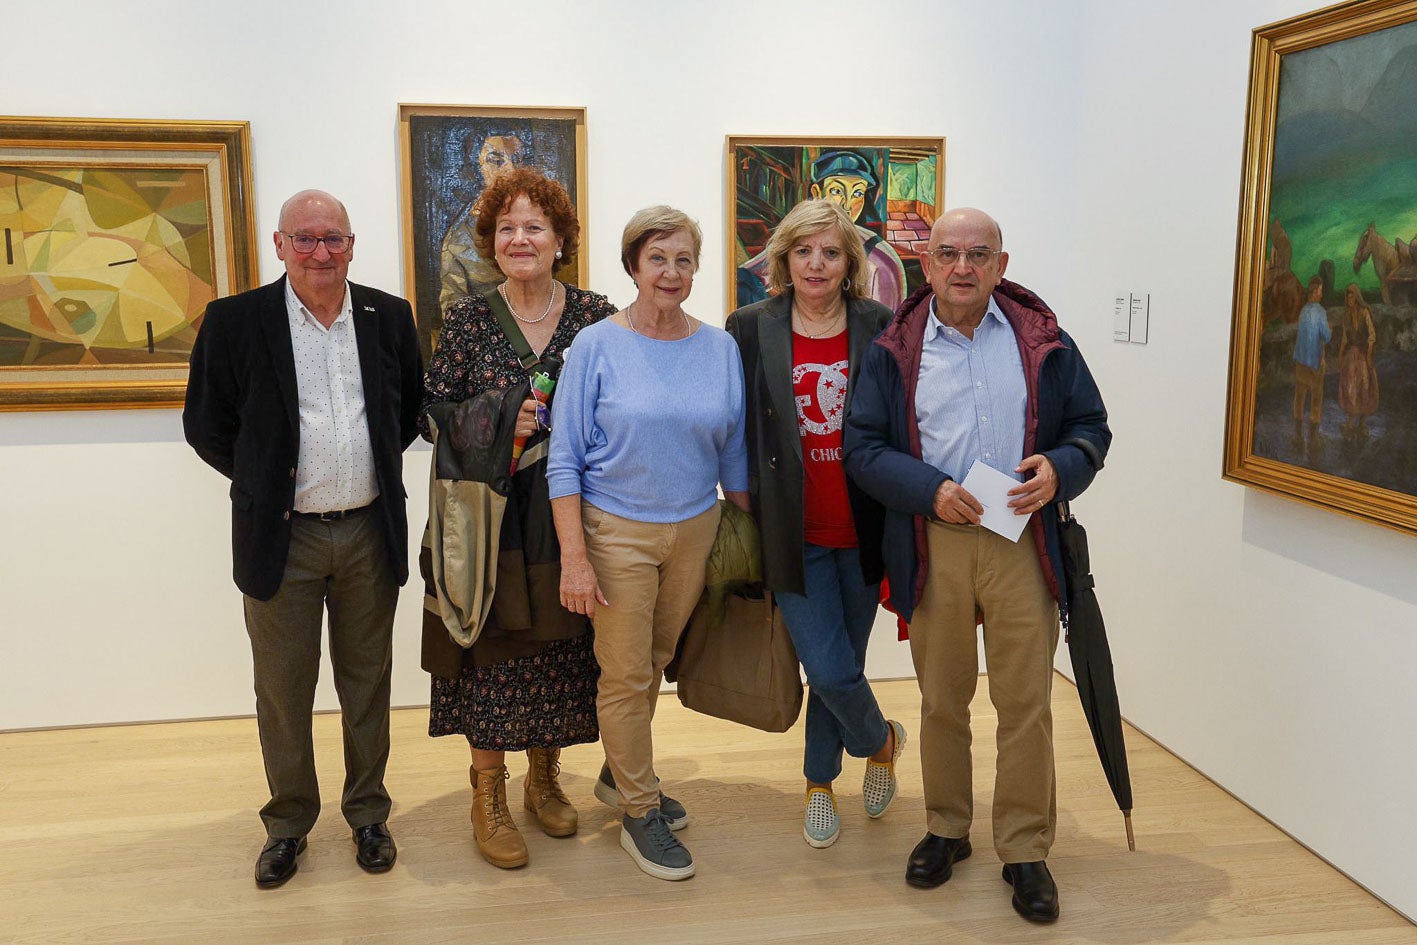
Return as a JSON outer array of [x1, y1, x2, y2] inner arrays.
[[184, 189, 421, 888]]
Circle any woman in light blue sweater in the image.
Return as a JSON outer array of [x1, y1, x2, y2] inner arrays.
[[548, 206, 749, 882]]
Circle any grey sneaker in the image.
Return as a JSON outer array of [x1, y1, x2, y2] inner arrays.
[[595, 763, 688, 831], [621, 810, 695, 880]]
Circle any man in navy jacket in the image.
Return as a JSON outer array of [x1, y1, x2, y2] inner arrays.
[[844, 207, 1109, 922]]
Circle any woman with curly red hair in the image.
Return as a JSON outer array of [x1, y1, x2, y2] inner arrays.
[[420, 167, 615, 869]]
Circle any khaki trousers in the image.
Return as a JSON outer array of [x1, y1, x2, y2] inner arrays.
[[908, 520, 1059, 862], [583, 501, 719, 817], [243, 512, 398, 838]]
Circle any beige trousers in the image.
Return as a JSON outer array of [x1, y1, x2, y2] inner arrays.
[[583, 500, 720, 817], [908, 520, 1059, 862]]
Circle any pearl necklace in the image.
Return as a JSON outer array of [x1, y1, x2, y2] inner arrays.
[[500, 280, 558, 324], [626, 303, 691, 340]]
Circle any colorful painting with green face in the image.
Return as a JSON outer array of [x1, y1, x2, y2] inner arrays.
[[728, 137, 943, 314], [0, 165, 216, 368], [1251, 17, 1417, 492]]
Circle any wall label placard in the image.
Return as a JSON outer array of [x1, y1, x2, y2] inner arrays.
[[1114, 291, 1148, 344]]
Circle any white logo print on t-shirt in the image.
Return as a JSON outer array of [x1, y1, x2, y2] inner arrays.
[[793, 359, 849, 436]]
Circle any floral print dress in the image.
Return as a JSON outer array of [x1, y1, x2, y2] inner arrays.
[[421, 284, 616, 749]]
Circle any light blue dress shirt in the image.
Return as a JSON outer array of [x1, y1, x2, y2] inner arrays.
[[916, 296, 1028, 484]]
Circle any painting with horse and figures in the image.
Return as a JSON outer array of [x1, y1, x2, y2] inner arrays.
[[1226, 0, 1417, 535]]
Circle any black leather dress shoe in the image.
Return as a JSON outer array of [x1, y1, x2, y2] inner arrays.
[[905, 833, 972, 888], [354, 822, 397, 872], [1002, 860, 1060, 922], [255, 836, 306, 889]]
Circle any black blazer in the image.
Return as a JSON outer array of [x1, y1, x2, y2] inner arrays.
[[183, 276, 423, 601], [726, 291, 890, 595]]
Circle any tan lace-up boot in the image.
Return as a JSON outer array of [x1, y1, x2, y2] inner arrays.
[[470, 765, 528, 868], [524, 747, 578, 837]]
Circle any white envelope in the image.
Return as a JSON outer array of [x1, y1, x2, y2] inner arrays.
[[959, 459, 1029, 543]]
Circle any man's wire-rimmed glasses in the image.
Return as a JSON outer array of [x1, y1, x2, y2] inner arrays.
[[282, 233, 354, 254], [926, 246, 1001, 267]]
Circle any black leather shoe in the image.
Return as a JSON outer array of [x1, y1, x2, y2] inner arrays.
[[354, 822, 397, 872], [255, 836, 306, 888], [1002, 860, 1060, 922], [905, 833, 972, 888]]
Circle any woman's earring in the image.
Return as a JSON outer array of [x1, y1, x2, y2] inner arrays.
[[555, 249, 563, 259], [842, 277, 851, 291]]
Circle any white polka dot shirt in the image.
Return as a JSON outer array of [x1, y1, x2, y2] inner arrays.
[[285, 281, 379, 513]]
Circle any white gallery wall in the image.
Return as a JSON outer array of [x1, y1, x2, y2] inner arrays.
[[1062, 0, 1417, 922], [0, 0, 1084, 733], [1, 0, 1414, 921]]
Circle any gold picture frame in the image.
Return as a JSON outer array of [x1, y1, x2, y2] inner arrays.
[[398, 104, 589, 362], [0, 116, 257, 411], [725, 135, 945, 313], [1223, 0, 1417, 534]]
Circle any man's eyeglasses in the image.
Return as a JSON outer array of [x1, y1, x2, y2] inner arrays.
[[926, 246, 1001, 267], [283, 233, 354, 254]]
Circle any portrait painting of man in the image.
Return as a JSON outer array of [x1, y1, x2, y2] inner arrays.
[[400, 105, 587, 361]]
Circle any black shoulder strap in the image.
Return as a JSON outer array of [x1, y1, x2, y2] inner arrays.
[[485, 287, 540, 371]]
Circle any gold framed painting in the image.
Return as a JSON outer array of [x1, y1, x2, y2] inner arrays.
[[398, 104, 588, 362], [725, 135, 945, 313], [0, 116, 257, 411], [1223, 0, 1417, 535]]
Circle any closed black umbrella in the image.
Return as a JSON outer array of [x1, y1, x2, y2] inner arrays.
[[1057, 501, 1135, 851]]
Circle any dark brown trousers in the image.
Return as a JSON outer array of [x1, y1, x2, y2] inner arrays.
[[243, 512, 398, 838]]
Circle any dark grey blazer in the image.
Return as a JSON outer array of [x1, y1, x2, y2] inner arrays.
[[183, 276, 423, 600], [726, 291, 891, 595]]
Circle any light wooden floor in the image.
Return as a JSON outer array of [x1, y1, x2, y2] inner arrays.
[[3, 677, 1413, 945]]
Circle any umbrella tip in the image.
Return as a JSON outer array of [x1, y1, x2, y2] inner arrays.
[[1123, 810, 1135, 852]]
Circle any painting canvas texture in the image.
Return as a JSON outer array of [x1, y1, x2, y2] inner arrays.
[[0, 164, 215, 368], [730, 142, 939, 313], [405, 113, 579, 361], [1251, 16, 1417, 494]]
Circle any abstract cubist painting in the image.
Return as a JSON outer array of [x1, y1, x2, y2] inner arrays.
[[0, 165, 215, 368], [727, 136, 944, 313], [0, 117, 255, 410]]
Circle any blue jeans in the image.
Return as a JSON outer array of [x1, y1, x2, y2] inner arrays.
[[775, 544, 889, 785]]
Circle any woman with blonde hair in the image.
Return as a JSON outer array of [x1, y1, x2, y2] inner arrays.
[[549, 206, 749, 880], [727, 198, 902, 849]]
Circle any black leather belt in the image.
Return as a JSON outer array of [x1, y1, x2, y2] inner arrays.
[[292, 504, 372, 522]]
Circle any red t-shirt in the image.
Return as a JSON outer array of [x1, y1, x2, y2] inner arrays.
[[793, 330, 857, 548]]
